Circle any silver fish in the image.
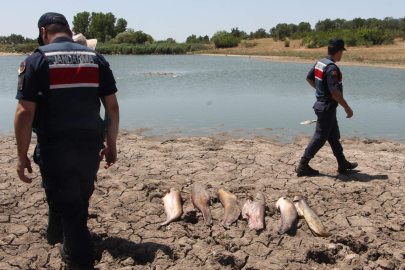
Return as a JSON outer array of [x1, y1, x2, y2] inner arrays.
[[217, 186, 240, 228], [293, 195, 332, 237], [160, 188, 183, 226], [191, 183, 212, 225], [242, 192, 266, 230], [275, 197, 298, 234], [300, 120, 317, 125]]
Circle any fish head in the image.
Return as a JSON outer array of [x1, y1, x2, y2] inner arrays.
[[275, 197, 287, 211], [293, 195, 304, 203]]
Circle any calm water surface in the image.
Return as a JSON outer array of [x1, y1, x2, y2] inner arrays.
[[1, 55, 404, 143]]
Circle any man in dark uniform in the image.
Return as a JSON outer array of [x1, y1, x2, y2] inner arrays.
[[296, 38, 357, 177], [14, 12, 119, 269]]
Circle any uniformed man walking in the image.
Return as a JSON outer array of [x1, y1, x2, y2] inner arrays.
[[14, 12, 119, 269], [296, 38, 357, 177]]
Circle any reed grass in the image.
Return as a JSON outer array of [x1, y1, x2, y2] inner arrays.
[[96, 43, 209, 55]]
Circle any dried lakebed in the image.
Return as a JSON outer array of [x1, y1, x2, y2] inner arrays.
[[1, 131, 404, 269]]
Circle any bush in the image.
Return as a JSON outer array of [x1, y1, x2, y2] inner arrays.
[[95, 43, 208, 55], [302, 28, 395, 48], [214, 36, 240, 48], [284, 40, 290, 47]]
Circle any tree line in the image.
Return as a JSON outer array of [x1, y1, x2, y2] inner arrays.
[[270, 17, 405, 47], [1, 14, 404, 53]]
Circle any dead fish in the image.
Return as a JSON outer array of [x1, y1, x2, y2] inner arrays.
[[275, 197, 298, 234], [242, 192, 266, 230], [160, 188, 183, 226], [191, 183, 212, 225], [300, 120, 317, 125], [217, 186, 240, 228], [293, 195, 332, 237]]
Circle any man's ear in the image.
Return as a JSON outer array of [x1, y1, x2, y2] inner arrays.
[[69, 29, 73, 38], [40, 27, 47, 40]]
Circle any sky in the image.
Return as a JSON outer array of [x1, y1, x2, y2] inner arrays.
[[1, 0, 404, 43]]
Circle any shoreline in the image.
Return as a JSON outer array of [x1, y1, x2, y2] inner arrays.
[[1, 130, 405, 269], [199, 53, 405, 70], [2, 127, 404, 145]]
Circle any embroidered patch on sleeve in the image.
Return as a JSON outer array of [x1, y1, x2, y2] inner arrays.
[[17, 74, 24, 91], [331, 71, 338, 75], [18, 62, 26, 74]]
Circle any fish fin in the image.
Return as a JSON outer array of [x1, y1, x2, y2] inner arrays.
[[308, 225, 332, 237]]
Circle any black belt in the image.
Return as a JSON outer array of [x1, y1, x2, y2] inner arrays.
[[317, 99, 333, 103], [37, 134, 102, 143]]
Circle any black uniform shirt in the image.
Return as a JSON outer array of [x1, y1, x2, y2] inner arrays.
[[16, 36, 117, 103]]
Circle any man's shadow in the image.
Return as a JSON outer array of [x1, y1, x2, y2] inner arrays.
[[94, 236, 173, 265], [316, 170, 388, 182]]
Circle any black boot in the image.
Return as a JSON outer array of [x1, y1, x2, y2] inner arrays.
[[296, 157, 319, 177], [336, 155, 358, 174]]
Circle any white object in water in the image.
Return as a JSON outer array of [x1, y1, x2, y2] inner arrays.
[[300, 120, 317, 125]]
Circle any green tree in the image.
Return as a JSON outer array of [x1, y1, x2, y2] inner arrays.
[[115, 18, 127, 34], [72, 11, 91, 37], [8, 34, 24, 44], [365, 18, 384, 29], [332, 18, 347, 29], [315, 19, 336, 31], [252, 28, 269, 39], [166, 38, 176, 43], [186, 34, 197, 43], [298, 22, 312, 33], [230, 27, 247, 38], [89, 12, 117, 42]]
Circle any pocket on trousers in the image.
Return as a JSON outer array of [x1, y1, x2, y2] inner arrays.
[[313, 101, 327, 112]]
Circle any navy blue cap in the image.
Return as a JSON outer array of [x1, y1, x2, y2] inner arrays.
[[37, 12, 69, 46], [329, 38, 347, 51]]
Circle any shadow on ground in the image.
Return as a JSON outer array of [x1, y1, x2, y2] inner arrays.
[[94, 237, 172, 264]]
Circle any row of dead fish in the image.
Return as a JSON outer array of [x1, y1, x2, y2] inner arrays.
[[160, 184, 331, 237]]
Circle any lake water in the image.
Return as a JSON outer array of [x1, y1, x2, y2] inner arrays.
[[1, 55, 404, 144]]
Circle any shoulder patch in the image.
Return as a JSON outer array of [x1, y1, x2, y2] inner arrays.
[[331, 71, 338, 75], [18, 61, 26, 74]]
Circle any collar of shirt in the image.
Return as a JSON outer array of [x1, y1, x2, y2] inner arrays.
[[326, 55, 335, 63], [51, 36, 74, 43]]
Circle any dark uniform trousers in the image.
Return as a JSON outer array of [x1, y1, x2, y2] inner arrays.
[[34, 139, 102, 265], [303, 101, 344, 159]]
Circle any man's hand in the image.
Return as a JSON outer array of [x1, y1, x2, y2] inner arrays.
[[100, 145, 117, 169], [16, 156, 33, 183], [330, 89, 353, 119], [344, 106, 353, 118]]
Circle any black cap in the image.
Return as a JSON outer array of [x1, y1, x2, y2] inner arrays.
[[329, 38, 347, 51], [37, 12, 69, 46]]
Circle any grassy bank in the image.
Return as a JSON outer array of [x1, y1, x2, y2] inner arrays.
[[0, 43, 209, 56], [200, 38, 405, 66], [96, 43, 209, 55], [2, 38, 405, 67]]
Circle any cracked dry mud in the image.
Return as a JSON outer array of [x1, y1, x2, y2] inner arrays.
[[1, 131, 405, 270]]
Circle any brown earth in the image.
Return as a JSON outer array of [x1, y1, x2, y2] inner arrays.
[[200, 38, 405, 69], [1, 131, 405, 270]]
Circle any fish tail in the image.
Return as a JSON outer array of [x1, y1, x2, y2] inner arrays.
[[160, 220, 170, 226], [202, 206, 212, 225]]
